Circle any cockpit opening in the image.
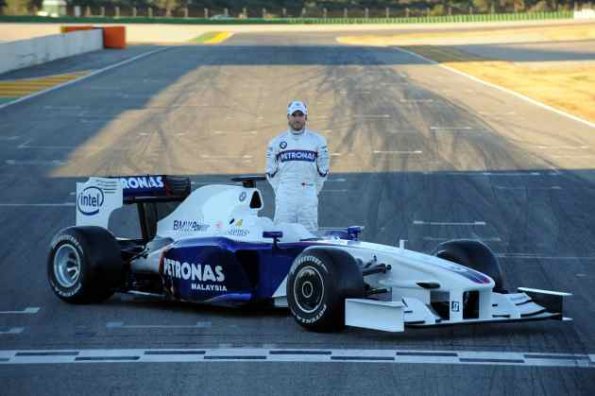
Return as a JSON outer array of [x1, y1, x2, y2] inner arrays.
[[250, 192, 263, 209]]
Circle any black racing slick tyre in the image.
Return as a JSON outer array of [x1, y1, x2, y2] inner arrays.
[[432, 239, 506, 293], [47, 226, 124, 304], [287, 249, 365, 332]]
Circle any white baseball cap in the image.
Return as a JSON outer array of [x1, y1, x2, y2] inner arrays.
[[287, 100, 308, 116]]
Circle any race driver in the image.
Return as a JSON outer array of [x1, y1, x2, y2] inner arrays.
[[265, 100, 330, 232]]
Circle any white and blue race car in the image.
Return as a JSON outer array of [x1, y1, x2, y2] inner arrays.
[[48, 175, 571, 332]]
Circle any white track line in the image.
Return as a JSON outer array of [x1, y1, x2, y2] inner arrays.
[[393, 47, 595, 130], [373, 150, 423, 155], [0, 47, 169, 111], [493, 186, 562, 190], [414, 220, 486, 226], [0, 328, 24, 335], [537, 145, 589, 150], [482, 171, 541, 176], [106, 321, 211, 329], [550, 154, 593, 159], [430, 126, 472, 130], [400, 99, 434, 103], [18, 138, 102, 150], [5, 159, 65, 166], [0, 307, 39, 315]]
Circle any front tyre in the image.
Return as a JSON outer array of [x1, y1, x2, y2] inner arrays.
[[287, 249, 364, 332], [48, 226, 124, 304]]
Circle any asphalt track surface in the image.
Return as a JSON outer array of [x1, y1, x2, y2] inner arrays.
[[1, 31, 595, 395]]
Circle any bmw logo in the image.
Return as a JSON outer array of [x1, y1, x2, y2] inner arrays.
[[239, 191, 247, 202], [279, 141, 287, 149]]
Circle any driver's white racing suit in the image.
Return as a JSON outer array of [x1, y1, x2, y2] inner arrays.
[[266, 129, 329, 232]]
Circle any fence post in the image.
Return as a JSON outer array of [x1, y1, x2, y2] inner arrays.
[[100, 6, 105, 17], [301, 8, 306, 18], [323, 8, 327, 19], [148, 7, 152, 18], [184, 7, 188, 18], [448, 6, 452, 16], [343, 8, 348, 18], [426, 7, 430, 17], [204, 8, 208, 18], [282, 8, 286, 18], [365, 8, 369, 18], [262, 8, 266, 18], [224, 8, 228, 16], [115, 6, 119, 18], [243, 8, 247, 18], [386, 7, 389, 18], [406, 7, 410, 18], [85, 5, 91, 17]]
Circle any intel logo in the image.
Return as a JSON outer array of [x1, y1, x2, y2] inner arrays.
[[77, 186, 104, 216]]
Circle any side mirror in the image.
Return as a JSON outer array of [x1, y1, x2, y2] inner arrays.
[[231, 175, 267, 188], [263, 231, 283, 239], [347, 226, 363, 241], [263, 231, 283, 249]]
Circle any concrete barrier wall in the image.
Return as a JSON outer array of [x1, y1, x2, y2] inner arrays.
[[0, 29, 102, 75]]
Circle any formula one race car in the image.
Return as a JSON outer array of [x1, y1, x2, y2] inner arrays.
[[48, 175, 571, 332]]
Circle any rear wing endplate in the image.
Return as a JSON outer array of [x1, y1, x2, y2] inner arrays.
[[75, 175, 190, 229], [76, 177, 123, 229]]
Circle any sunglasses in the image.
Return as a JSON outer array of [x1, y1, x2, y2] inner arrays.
[[291, 112, 305, 117]]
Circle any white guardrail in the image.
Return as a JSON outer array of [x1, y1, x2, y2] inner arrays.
[[0, 29, 103, 75], [574, 8, 595, 19]]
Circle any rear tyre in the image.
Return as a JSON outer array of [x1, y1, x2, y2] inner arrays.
[[287, 249, 365, 332], [432, 239, 506, 293], [48, 226, 124, 304]]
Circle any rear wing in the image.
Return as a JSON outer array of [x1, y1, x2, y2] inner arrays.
[[76, 175, 191, 239]]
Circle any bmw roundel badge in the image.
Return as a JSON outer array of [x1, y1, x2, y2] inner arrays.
[[279, 141, 287, 149]]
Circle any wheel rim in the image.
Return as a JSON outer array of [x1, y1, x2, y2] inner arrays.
[[293, 265, 324, 314], [53, 244, 81, 288]]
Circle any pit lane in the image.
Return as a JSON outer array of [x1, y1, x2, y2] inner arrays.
[[0, 24, 594, 395]]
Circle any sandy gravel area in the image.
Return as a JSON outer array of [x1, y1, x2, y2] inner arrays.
[[339, 22, 595, 124]]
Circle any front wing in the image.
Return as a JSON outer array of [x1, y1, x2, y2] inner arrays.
[[344, 287, 571, 333]]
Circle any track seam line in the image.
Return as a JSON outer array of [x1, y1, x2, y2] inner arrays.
[[2, 348, 593, 367]]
